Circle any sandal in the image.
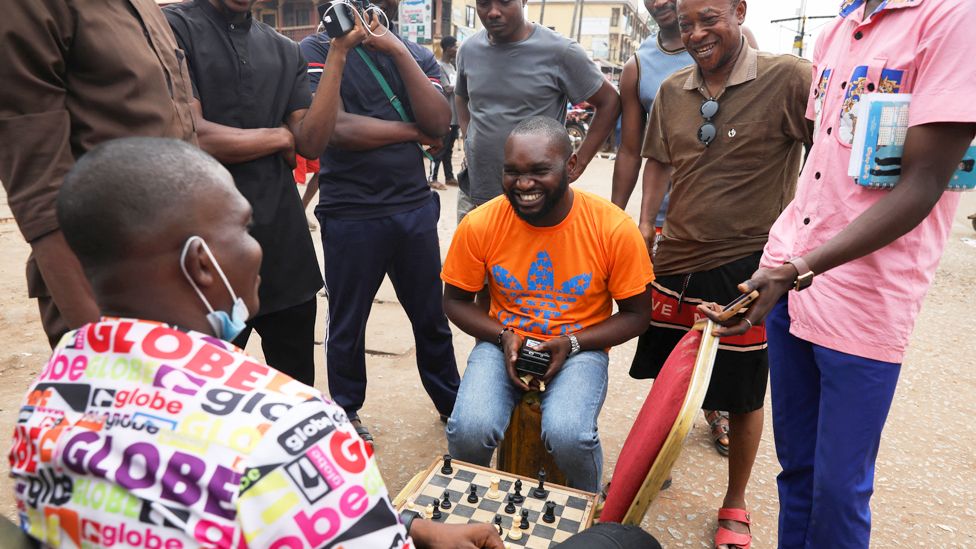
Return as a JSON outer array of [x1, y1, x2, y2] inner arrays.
[[715, 508, 751, 549], [348, 415, 374, 445], [706, 410, 731, 457]]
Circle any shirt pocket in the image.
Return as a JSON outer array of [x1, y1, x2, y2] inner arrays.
[[836, 58, 910, 147]]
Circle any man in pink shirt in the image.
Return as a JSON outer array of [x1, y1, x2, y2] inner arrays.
[[701, 0, 976, 547]]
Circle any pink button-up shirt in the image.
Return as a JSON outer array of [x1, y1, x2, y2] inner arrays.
[[762, 0, 976, 363]]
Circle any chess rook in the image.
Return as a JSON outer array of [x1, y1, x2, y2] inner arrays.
[[543, 501, 556, 524], [441, 454, 454, 475]]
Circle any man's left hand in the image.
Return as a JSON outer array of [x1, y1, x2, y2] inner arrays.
[[697, 264, 797, 337], [534, 336, 572, 384], [362, 15, 406, 56]]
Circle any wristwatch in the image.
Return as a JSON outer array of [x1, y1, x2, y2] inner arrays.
[[786, 257, 814, 291], [399, 509, 420, 534], [566, 334, 581, 356]]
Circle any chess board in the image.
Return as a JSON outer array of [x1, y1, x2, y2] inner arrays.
[[394, 458, 598, 548]]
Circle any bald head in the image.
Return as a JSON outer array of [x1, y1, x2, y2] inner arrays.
[[508, 116, 574, 161], [57, 137, 235, 275]]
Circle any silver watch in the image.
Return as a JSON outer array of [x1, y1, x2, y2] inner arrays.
[[566, 334, 581, 356]]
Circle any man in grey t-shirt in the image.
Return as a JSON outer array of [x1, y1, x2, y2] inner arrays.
[[455, 0, 620, 221]]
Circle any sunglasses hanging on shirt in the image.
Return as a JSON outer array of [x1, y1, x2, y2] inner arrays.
[[698, 98, 719, 147]]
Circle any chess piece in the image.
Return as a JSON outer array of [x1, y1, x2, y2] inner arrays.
[[538, 380, 546, 392], [512, 479, 524, 504], [504, 494, 516, 514], [493, 515, 504, 536], [508, 520, 523, 541], [441, 454, 454, 475], [467, 484, 479, 504], [406, 498, 417, 511], [533, 469, 549, 499], [425, 503, 435, 520], [542, 501, 556, 524], [430, 500, 442, 520], [519, 509, 530, 530], [487, 476, 502, 500], [440, 490, 452, 510]]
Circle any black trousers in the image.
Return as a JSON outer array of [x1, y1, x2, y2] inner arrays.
[[560, 523, 661, 548], [233, 297, 317, 386], [430, 124, 460, 180]]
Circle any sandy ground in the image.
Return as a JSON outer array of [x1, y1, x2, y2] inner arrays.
[[0, 156, 974, 547]]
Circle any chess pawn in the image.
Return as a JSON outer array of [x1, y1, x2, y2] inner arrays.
[[467, 485, 479, 504], [519, 509, 530, 530], [440, 491, 452, 510], [487, 476, 502, 500], [508, 520, 523, 541], [493, 515, 504, 537], [430, 501, 442, 521], [504, 494, 516, 514]]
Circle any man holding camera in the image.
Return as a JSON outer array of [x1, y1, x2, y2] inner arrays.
[[442, 117, 654, 493], [300, 3, 460, 444]]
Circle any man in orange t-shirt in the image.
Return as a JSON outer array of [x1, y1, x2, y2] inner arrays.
[[441, 116, 654, 492]]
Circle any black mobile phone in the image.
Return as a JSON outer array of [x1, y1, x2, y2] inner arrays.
[[319, 1, 358, 37], [515, 337, 551, 378]]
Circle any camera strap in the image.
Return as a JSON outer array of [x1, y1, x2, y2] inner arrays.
[[354, 46, 433, 160]]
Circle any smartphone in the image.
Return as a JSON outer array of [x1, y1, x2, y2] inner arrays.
[[715, 290, 759, 322]]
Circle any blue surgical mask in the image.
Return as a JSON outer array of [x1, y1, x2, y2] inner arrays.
[[180, 236, 250, 342]]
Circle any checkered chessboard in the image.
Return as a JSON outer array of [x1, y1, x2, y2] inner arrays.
[[396, 459, 597, 548]]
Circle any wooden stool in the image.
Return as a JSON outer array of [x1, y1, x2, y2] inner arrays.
[[495, 391, 568, 486]]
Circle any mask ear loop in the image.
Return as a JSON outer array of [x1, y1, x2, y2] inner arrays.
[[320, 1, 391, 38], [180, 236, 241, 312]]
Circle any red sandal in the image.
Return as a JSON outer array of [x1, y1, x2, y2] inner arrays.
[[715, 508, 751, 549]]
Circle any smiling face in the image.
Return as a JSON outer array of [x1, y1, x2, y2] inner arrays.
[[676, 0, 746, 75], [502, 133, 576, 226], [477, 0, 528, 43], [647, 0, 678, 29]]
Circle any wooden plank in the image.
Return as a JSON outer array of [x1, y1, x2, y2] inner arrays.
[[496, 391, 568, 487]]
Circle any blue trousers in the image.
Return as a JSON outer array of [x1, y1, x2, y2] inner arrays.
[[319, 194, 460, 417], [766, 297, 901, 549], [446, 341, 609, 492]]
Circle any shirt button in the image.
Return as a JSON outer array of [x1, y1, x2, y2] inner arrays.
[[855, 31, 863, 40], [230, 24, 236, 30], [827, 127, 832, 135], [841, 81, 847, 89], [867, 83, 876, 92], [803, 217, 811, 225], [241, 58, 247, 64], [815, 172, 821, 180]]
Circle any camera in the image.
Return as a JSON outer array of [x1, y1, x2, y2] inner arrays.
[[318, 1, 360, 37], [515, 337, 551, 378]]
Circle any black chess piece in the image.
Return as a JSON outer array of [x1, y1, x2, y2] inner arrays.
[[493, 515, 503, 535], [532, 469, 549, 499], [441, 454, 453, 475], [542, 501, 556, 524], [504, 494, 516, 514], [519, 509, 530, 530], [467, 484, 479, 504], [431, 499, 442, 520], [440, 490, 452, 510], [512, 479, 524, 504]]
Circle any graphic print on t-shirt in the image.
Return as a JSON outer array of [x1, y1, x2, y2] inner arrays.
[[491, 251, 592, 335]]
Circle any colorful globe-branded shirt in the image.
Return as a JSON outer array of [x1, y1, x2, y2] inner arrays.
[[9, 317, 412, 548]]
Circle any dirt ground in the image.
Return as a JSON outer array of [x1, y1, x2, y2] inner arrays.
[[0, 156, 974, 547]]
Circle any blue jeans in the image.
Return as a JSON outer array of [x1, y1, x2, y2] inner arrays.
[[767, 297, 901, 549], [446, 341, 609, 492]]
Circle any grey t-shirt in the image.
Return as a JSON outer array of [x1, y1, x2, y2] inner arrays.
[[456, 25, 604, 203]]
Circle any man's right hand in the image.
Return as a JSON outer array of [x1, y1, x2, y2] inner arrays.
[[329, 6, 367, 51], [278, 126, 297, 168], [409, 520, 504, 549], [638, 221, 656, 256], [500, 330, 530, 391]]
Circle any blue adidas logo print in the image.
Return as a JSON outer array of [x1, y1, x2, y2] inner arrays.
[[491, 251, 592, 335]]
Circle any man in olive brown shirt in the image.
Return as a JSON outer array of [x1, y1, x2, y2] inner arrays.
[[629, 0, 812, 547], [0, 0, 197, 347]]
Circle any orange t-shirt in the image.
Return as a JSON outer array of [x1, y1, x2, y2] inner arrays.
[[442, 190, 655, 340]]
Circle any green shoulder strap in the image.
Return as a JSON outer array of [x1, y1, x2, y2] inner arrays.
[[354, 45, 433, 160]]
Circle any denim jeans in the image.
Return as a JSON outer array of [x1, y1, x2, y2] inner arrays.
[[445, 341, 609, 492]]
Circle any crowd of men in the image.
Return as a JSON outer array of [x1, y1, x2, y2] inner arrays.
[[1, 0, 974, 547]]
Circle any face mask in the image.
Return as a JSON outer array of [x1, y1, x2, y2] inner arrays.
[[180, 236, 249, 342]]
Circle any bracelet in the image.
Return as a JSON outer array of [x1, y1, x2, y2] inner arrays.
[[565, 333, 581, 356], [497, 327, 514, 345], [399, 509, 420, 534]]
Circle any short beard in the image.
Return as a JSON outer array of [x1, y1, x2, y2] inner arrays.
[[506, 172, 569, 223]]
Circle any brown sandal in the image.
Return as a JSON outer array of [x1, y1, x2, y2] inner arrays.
[[706, 410, 730, 457]]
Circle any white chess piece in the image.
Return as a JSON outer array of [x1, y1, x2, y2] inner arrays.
[[487, 476, 502, 500], [508, 521, 523, 541]]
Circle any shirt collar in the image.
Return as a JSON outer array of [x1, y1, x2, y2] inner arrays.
[[683, 38, 757, 93], [839, 0, 924, 19], [196, 0, 253, 31]]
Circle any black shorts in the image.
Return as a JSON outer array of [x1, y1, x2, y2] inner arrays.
[[629, 252, 768, 413]]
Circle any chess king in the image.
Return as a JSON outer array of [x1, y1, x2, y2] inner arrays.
[[442, 116, 655, 493]]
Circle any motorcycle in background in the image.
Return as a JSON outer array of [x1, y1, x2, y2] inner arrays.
[[566, 102, 594, 151]]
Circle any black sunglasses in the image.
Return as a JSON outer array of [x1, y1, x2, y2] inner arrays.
[[698, 99, 719, 147]]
